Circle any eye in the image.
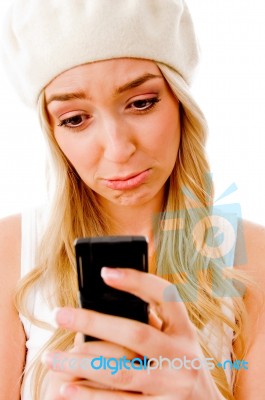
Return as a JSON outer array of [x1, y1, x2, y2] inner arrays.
[[58, 114, 90, 129], [128, 97, 161, 112]]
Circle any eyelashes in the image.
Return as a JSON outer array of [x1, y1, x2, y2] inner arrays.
[[127, 97, 161, 112], [57, 96, 161, 131], [57, 114, 90, 129]]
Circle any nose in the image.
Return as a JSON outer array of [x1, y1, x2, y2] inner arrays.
[[100, 115, 136, 163]]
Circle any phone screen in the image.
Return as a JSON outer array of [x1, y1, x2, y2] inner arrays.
[[74, 236, 149, 340]]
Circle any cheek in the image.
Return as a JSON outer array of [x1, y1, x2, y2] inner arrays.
[[148, 110, 181, 160], [165, 106, 181, 153], [56, 137, 80, 166], [54, 133, 99, 172]]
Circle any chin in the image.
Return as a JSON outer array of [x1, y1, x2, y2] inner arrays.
[[110, 187, 163, 208]]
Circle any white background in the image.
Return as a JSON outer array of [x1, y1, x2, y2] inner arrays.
[[0, 0, 264, 224]]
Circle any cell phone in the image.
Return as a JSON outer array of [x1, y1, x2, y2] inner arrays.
[[74, 236, 149, 341]]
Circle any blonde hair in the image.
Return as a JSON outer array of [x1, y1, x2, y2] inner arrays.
[[15, 62, 248, 399]]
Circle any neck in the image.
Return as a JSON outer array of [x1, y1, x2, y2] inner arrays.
[[98, 194, 164, 273]]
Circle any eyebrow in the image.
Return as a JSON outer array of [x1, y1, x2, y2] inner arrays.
[[46, 73, 163, 105], [46, 91, 87, 106], [114, 73, 163, 95]]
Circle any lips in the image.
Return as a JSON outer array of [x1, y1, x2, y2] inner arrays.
[[103, 169, 150, 190]]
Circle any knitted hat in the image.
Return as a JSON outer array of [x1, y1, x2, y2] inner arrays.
[[1, 0, 199, 107]]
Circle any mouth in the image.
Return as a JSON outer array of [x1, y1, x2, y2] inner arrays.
[[103, 169, 151, 190]]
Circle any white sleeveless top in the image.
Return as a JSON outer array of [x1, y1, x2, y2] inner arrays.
[[19, 207, 235, 399]]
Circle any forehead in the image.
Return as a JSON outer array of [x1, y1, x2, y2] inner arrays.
[[45, 58, 163, 97]]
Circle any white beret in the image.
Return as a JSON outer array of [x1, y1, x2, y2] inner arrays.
[[1, 0, 199, 107]]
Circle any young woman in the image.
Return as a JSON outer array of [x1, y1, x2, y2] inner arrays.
[[1, 0, 265, 399]]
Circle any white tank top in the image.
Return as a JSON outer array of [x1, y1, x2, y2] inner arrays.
[[19, 207, 235, 399]]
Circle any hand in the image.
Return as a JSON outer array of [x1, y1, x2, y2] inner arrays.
[[42, 267, 225, 399], [42, 295, 163, 398], [42, 339, 139, 399]]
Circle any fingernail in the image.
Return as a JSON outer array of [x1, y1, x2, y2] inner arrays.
[[60, 383, 78, 396], [41, 351, 53, 365], [42, 351, 67, 371], [41, 351, 60, 367], [51, 307, 74, 328], [69, 345, 81, 353], [101, 267, 123, 280]]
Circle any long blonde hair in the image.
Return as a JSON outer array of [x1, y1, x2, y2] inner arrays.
[[16, 62, 248, 399]]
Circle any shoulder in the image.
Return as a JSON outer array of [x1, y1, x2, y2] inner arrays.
[[242, 219, 265, 250], [233, 225, 265, 398], [0, 213, 21, 278], [234, 219, 265, 311], [0, 213, 21, 237], [0, 213, 22, 303], [0, 214, 26, 398], [235, 219, 265, 279]]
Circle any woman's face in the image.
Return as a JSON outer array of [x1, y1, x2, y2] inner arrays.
[[45, 59, 181, 208]]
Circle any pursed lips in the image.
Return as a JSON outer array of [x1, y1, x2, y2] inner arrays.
[[106, 170, 148, 181], [102, 169, 151, 190]]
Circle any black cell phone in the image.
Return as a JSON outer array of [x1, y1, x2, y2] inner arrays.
[[74, 236, 149, 341]]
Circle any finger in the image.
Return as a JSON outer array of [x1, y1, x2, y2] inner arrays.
[[75, 379, 117, 390], [43, 369, 78, 399], [73, 332, 84, 347], [60, 383, 152, 400], [73, 340, 141, 360], [148, 307, 163, 329], [43, 351, 184, 395], [101, 267, 194, 337], [53, 307, 180, 359], [74, 304, 163, 337]]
